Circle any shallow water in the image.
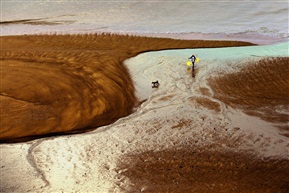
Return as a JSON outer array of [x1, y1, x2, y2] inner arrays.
[[2, 1, 288, 43], [125, 41, 289, 101]]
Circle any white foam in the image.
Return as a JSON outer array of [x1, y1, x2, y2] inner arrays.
[[2, 1, 288, 43]]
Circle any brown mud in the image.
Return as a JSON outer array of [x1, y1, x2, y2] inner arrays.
[[0, 33, 254, 142], [116, 148, 289, 193], [1, 34, 289, 193], [209, 57, 289, 134]]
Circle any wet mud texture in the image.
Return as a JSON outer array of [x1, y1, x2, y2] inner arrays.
[[116, 148, 289, 193], [0, 34, 253, 142], [209, 57, 289, 135]]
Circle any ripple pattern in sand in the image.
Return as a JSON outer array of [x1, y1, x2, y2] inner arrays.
[[0, 41, 135, 141]]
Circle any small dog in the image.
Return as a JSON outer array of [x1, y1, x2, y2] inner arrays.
[[151, 81, 159, 88]]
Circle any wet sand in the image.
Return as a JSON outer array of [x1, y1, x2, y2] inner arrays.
[[1, 34, 288, 193], [116, 148, 289, 193], [0, 33, 252, 141], [209, 57, 289, 133], [114, 56, 289, 192]]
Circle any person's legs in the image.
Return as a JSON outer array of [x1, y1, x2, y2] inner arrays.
[[192, 62, 195, 77]]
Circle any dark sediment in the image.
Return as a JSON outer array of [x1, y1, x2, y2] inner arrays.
[[209, 57, 289, 135], [116, 148, 289, 193]]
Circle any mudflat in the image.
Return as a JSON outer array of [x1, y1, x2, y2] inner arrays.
[[2, 34, 289, 193], [0, 33, 252, 141]]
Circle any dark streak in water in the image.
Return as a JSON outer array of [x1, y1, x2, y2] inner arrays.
[[0, 18, 75, 26]]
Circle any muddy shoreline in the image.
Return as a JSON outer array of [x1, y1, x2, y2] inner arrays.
[[0, 33, 253, 142], [1, 34, 288, 193]]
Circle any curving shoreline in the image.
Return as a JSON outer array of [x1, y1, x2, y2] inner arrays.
[[0, 33, 254, 142]]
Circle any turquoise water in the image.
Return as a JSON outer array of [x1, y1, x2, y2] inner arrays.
[[143, 41, 289, 62], [183, 41, 289, 61], [125, 41, 289, 100]]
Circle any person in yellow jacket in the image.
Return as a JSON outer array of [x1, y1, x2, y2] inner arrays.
[[188, 54, 196, 77]]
